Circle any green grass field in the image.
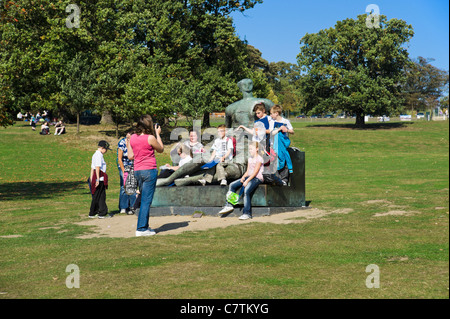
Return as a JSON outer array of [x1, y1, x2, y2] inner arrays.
[[0, 119, 448, 299]]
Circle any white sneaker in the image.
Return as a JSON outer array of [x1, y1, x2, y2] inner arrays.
[[120, 209, 127, 214], [239, 214, 252, 220], [218, 205, 234, 215], [220, 179, 227, 186], [198, 179, 207, 186], [136, 229, 156, 237]]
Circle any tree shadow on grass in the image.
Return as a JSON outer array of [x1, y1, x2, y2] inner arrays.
[[0, 181, 87, 201], [306, 122, 414, 130]]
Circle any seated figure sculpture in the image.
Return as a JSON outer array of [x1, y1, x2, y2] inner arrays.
[[156, 78, 274, 187]]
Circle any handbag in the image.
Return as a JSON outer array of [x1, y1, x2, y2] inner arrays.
[[124, 165, 137, 195]]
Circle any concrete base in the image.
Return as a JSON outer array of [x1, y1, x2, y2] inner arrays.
[[151, 148, 306, 216]]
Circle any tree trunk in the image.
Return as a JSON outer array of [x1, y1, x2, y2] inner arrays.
[[202, 112, 210, 128], [77, 112, 80, 134], [355, 113, 365, 127], [101, 110, 114, 125]]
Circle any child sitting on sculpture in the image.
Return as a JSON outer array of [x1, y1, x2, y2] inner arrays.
[[158, 143, 193, 179], [265, 104, 295, 185], [198, 124, 234, 186], [238, 102, 272, 152], [218, 141, 264, 220]]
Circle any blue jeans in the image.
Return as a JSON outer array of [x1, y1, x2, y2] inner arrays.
[[118, 167, 137, 211], [134, 169, 158, 231], [229, 177, 262, 216]]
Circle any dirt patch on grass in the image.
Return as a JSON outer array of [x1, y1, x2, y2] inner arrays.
[[364, 199, 392, 205], [0, 235, 23, 238], [75, 207, 354, 239], [373, 210, 419, 217]]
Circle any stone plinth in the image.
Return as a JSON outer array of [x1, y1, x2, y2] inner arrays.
[[151, 148, 305, 216]]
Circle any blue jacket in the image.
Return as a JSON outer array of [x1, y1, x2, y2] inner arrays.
[[274, 132, 293, 173]]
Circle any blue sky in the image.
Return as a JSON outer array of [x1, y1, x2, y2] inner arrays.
[[231, 0, 449, 70]]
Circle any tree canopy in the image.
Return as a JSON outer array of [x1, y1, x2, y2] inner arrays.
[[0, 0, 267, 130], [297, 14, 415, 126]]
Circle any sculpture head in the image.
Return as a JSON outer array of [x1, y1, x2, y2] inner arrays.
[[237, 78, 254, 94]]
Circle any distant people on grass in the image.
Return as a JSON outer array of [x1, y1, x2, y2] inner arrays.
[[39, 121, 50, 135], [54, 121, 66, 135], [30, 114, 36, 131]]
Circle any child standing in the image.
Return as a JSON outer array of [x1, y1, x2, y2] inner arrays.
[[218, 142, 264, 220], [89, 140, 112, 218]]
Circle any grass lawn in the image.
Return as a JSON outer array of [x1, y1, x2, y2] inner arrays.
[[0, 119, 448, 299]]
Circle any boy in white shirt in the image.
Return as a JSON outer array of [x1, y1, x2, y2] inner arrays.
[[267, 105, 295, 183], [89, 140, 112, 218], [201, 124, 234, 186], [269, 104, 294, 137]]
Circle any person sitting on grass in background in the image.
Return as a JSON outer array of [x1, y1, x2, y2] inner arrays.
[[39, 121, 50, 135], [89, 140, 112, 219], [218, 141, 264, 220], [54, 120, 66, 135]]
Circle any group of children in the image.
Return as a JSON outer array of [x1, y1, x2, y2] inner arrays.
[[218, 103, 294, 219], [88, 103, 294, 223]]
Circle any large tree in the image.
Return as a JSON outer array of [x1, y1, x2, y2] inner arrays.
[[297, 14, 414, 126], [402, 56, 449, 113]]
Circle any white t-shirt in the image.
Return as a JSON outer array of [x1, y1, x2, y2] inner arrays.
[[178, 155, 192, 167], [211, 137, 234, 161], [91, 150, 106, 181], [269, 117, 293, 132]]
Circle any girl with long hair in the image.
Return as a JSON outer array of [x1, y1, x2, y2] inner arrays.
[[127, 115, 164, 236]]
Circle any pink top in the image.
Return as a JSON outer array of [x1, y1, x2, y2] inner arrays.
[[130, 134, 157, 171], [248, 155, 264, 182]]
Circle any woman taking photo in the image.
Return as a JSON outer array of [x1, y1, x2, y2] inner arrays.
[[127, 115, 164, 237]]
